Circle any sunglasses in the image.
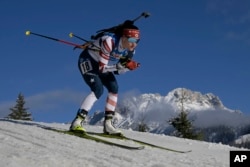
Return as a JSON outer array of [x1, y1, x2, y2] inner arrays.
[[127, 37, 140, 43]]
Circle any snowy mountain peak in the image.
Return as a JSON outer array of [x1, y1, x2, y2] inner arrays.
[[165, 88, 225, 111], [121, 88, 225, 114], [90, 87, 246, 132]]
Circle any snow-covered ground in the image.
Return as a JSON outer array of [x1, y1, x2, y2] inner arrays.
[[0, 119, 246, 167]]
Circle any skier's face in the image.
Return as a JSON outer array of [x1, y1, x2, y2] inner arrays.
[[122, 36, 139, 51]]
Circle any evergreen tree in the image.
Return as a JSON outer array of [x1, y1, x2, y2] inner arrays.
[[169, 111, 200, 139], [169, 89, 202, 140], [7, 93, 33, 121], [137, 113, 149, 132]]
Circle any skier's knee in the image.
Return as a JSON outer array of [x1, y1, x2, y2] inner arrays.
[[93, 87, 104, 99], [109, 84, 118, 94]]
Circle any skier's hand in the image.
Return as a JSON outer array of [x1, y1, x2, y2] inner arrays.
[[115, 59, 140, 74], [116, 62, 129, 74], [125, 60, 140, 70], [119, 57, 131, 66]]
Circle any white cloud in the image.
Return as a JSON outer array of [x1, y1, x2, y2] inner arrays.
[[0, 89, 86, 118], [26, 89, 84, 110], [193, 109, 250, 127]]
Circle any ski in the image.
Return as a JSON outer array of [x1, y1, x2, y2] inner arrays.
[[87, 132, 192, 153], [43, 127, 144, 150], [42, 126, 190, 153]]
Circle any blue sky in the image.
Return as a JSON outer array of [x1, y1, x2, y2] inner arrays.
[[1, 0, 250, 122]]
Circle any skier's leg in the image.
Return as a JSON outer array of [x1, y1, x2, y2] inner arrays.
[[70, 73, 104, 132], [101, 73, 121, 134], [70, 109, 88, 132]]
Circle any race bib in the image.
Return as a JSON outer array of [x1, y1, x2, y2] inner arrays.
[[80, 60, 93, 74]]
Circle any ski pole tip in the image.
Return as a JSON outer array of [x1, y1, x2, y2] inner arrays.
[[25, 31, 31, 36], [69, 32, 73, 38]]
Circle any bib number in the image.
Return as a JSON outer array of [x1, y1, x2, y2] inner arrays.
[[80, 60, 93, 74]]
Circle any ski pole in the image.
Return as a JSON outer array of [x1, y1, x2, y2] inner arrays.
[[69, 32, 90, 43], [95, 12, 151, 34], [131, 12, 151, 23], [69, 32, 97, 50], [25, 30, 83, 48], [68, 32, 126, 60]]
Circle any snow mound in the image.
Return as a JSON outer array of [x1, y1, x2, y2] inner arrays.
[[0, 119, 245, 167]]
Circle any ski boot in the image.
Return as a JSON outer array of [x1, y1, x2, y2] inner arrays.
[[70, 109, 88, 132], [103, 111, 122, 135]]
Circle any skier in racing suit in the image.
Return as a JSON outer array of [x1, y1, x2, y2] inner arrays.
[[70, 24, 140, 134]]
